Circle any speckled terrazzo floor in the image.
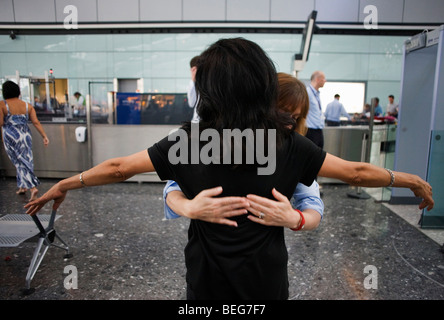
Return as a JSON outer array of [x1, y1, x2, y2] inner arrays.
[[1, 178, 443, 301]]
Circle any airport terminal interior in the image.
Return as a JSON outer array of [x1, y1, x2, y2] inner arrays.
[[1, 0, 444, 300]]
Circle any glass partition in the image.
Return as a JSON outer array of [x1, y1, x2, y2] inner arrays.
[[381, 123, 397, 201], [31, 78, 65, 120], [421, 131, 444, 228], [364, 122, 397, 202], [89, 81, 113, 124], [115, 92, 193, 125]]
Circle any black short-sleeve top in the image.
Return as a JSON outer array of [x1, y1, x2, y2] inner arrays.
[[148, 130, 326, 299]]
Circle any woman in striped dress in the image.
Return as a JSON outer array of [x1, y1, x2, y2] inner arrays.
[[0, 81, 49, 201]]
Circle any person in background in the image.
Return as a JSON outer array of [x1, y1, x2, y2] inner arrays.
[[305, 71, 326, 149], [33, 96, 43, 111], [373, 97, 383, 116], [0, 81, 49, 201], [70, 91, 85, 117], [363, 103, 371, 118], [187, 56, 200, 123], [387, 94, 399, 118], [324, 94, 351, 126]]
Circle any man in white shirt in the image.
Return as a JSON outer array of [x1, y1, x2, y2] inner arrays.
[[70, 92, 85, 117], [387, 94, 399, 118], [324, 94, 351, 126]]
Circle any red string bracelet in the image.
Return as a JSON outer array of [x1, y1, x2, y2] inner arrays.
[[291, 209, 305, 231]]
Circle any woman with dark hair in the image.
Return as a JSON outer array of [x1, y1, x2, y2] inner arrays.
[[1, 80, 49, 201], [26, 38, 433, 300], [163, 72, 324, 230]]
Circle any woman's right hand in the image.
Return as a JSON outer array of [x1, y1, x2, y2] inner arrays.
[[24, 182, 67, 216]]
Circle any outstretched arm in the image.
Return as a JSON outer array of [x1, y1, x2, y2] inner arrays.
[[318, 153, 434, 211], [25, 150, 154, 215]]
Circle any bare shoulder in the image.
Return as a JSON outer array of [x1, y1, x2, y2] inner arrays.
[[27, 101, 35, 113]]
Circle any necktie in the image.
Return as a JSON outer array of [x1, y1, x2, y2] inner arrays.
[[310, 86, 322, 111]]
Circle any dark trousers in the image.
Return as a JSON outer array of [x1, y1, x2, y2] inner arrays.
[[306, 128, 324, 184], [306, 128, 324, 149]]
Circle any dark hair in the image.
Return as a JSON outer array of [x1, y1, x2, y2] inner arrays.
[[388, 95, 394, 99], [2, 80, 20, 99], [190, 38, 294, 145], [190, 56, 200, 68]]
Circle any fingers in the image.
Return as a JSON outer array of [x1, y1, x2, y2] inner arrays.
[[271, 188, 287, 202], [24, 194, 52, 216], [219, 219, 238, 227], [213, 201, 249, 221], [207, 206, 247, 227], [199, 186, 224, 197], [419, 200, 434, 211], [199, 187, 249, 210], [246, 194, 275, 209], [247, 188, 289, 206], [246, 189, 288, 220], [197, 193, 249, 227], [216, 208, 249, 227], [217, 196, 249, 211], [25, 201, 44, 216], [247, 201, 268, 219], [246, 196, 272, 221], [247, 214, 267, 226]]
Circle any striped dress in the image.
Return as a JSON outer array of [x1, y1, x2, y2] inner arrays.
[[2, 101, 40, 189]]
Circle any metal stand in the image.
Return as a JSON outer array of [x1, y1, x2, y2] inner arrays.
[[1, 210, 72, 294], [20, 210, 72, 295], [347, 132, 371, 199]]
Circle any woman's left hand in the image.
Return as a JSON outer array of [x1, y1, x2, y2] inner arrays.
[[246, 188, 301, 229]]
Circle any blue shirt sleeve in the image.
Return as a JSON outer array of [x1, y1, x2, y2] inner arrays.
[[291, 181, 324, 220], [163, 180, 183, 219], [341, 103, 351, 120]]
